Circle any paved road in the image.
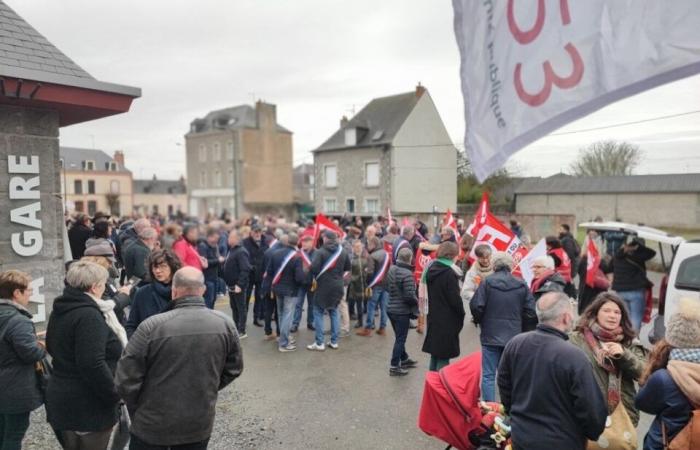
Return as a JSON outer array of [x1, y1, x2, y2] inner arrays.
[[24, 296, 653, 449]]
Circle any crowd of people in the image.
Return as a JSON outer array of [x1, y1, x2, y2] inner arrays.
[[0, 210, 698, 450]]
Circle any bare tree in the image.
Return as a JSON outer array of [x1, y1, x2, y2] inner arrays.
[[569, 140, 642, 176]]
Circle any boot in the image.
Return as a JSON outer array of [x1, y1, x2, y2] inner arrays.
[[416, 315, 425, 334], [356, 328, 372, 337], [376, 327, 386, 336]]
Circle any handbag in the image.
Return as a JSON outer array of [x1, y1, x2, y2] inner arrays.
[[35, 357, 53, 401], [587, 402, 637, 450], [663, 410, 700, 450]]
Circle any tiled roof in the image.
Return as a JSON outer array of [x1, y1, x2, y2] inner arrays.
[[0, 1, 140, 96], [515, 173, 700, 194], [314, 91, 420, 152], [188, 104, 291, 135], [134, 178, 187, 195], [59, 147, 130, 173]]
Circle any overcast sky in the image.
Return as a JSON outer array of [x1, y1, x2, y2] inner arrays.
[[9, 0, 700, 180]]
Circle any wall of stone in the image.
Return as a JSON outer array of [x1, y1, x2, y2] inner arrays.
[[0, 105, 63, 330]]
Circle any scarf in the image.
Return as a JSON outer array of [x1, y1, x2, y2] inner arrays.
[[92, 296, 128, 347], [530, 269, 556, 293], [670, 348, 700, 364], [583, 320, 624, 412]]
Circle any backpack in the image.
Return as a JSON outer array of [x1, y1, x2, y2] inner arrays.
[[664, 410, 700, 450]]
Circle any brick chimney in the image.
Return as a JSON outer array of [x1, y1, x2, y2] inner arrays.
[[113, 150, 125, 168], [415, 82, 426, 98], [340, 116, 349, 128], [255, 101, 277, 130]]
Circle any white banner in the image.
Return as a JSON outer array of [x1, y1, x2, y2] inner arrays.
[[453, 0, 700, 181], [515, 238, 547, 288]]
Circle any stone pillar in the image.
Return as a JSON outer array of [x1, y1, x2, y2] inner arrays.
[[0, 104, 63, 330]]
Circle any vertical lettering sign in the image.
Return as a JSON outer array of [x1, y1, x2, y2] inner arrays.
[[7, 155, 45, 322]]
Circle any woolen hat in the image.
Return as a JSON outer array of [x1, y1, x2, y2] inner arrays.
[[666, 298, 700, 348], [84, 240, 115, 258]]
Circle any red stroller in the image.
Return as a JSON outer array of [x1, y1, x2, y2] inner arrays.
[[418, 352, 512, 450]]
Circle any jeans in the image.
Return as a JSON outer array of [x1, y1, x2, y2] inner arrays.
[[264, 293, 279, 336], [276, 295, 297, 347], [293, 287, 314, 328], [313, 304, 339, 345], [203, 280, 216, 309], [246, 276, 263, 321], [365, 287, 388, 329], [229, 290, 247, 334], [388, 313, 410, 367], [0, 412, 30, 450], [216, 277, 227, 296], [618, 289, 645, 333], [130, 434, 209, 450], [429, 356, 449, 371], [481, 344, 504, 402]]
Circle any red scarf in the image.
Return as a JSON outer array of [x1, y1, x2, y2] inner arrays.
[[583, 321, 624, 412], [530, 269, 556, 293]]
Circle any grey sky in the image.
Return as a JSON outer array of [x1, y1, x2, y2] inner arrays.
[[10, 0, 700, 180]]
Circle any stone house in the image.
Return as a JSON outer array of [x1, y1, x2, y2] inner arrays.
[[514, 173, 700, 229], [313, 85, 456, 217], [133, 175, 188, 218], [59, 147, 133, 217], [185, 101, 293, 218]]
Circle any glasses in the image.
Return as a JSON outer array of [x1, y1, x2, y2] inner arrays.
[[532, 265, 545, 269]]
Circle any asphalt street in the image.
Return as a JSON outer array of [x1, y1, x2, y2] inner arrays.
[[23, 295, 653, 449]]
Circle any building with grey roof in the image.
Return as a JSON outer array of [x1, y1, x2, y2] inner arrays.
[[514, 173, 700, 229], [313, 84, 456, 216], [185, 101, 294, 219], [133, 176, 188, 217]]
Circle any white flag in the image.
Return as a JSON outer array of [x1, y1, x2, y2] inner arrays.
[[453, 0, 700, 181], [515, 238, 547, 288]]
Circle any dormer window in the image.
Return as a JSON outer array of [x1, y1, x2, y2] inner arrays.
[[105, 161, 118, 171], [83, 160, 95, 171], [344, 128, 357, 146]]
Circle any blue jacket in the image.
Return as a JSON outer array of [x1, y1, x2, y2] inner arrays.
[[469, 268, 536, 347], [636, 368, 695, 450], [268, 245, 305, 299], [197, 239, 222, 281], [126, 282, 172, 338]]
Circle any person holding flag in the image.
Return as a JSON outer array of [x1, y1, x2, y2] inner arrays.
[[292, 235, 316, 332], [307, 231, 351, 351], [268, 233, 306, 352], [578, 230, 610, 314], [357, 237, 391, 337]]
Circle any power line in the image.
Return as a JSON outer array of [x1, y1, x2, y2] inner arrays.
[[548, 109, 700, 136]]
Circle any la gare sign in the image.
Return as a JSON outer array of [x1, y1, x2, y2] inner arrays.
[[7, 154, 46, 323]]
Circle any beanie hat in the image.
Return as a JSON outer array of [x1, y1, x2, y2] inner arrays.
[[84, 239, 115, 258], [666, 298, 700, 348]]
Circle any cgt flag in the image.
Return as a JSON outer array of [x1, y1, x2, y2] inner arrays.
[[443, 209, 461, 241], [452, 1, 700, 181], [469, 211, 528, 272], [586, 236, 602, 288], [313, 213, 346, 242]]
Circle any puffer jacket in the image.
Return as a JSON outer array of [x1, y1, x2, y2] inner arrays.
[[470, 268, 536, 347], [569, 331, 647, 426], [115, 296, 243, 446], [386, 263, 418, 316], [0, 300, 46, 414]]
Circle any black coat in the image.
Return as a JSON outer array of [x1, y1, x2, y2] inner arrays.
[[126, 282, 172, 338], [123, 239, 151, 280], [422, 262, 465, 359], [310, 241, 351, 309], [68, 223, 91, 260], [242, 236, 269, 282], [269, 245, 305, 299], [0, 300, 46, 414], [386, 263, 418, 316], [45, 287, 123, 432], [498, 325, 607, 450], [223, 244, 251, 292], [470, 269, 536, 347], [197, 240, 222, 281], [611, 245, 656, 292]]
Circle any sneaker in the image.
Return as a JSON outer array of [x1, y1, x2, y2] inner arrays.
[[290, 325, 298, 333], [339, 330, 350, 338], [264, 333, 277, 341], [279, 345, 297, 352], [356, 328, 372, 337], [401, 358, 418, 368], [253, 320, 263, 327], [353, 322, 363, 329], [289, 337, 297, 345], [376, 328, 386, 336], [239, 333, 248, 340], [307, 324, 316, 331], [327, 342, 339, 350], [389, 366, 409, 377], [306, 342, 325, 351], [409, 320, 417, 329]]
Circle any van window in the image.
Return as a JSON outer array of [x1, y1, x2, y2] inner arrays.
[[675, 255, 700, 291]]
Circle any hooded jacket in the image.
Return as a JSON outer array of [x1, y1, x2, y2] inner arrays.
[[636, 360, 700, 450], [45, 286, 123, 431], [126, 281, 172, 338], [470, 269, 536, 347], [0, 300, 46, 414], [310, 240, 351, 309], [422, 261, 465, 359]]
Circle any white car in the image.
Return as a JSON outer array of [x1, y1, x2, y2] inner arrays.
[[578, 221, 698, 343]]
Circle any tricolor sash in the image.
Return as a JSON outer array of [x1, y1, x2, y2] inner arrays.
[[268, 238, 279, 249], [368, 253, 389, 288], [316, 245, 342, 279], [299, 249, 312, 267], [393, 239, 410, 261], [272, 250, 297, 286]]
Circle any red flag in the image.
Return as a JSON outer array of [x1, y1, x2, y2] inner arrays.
[[443, 209, 461, 241], [387, 208, 394, 225], [414, 250, 436, 284], [586, 238, 601, 288], [469, 211, 528, 269], [313, 213, 346, 242], [466, 192, 490, 236]]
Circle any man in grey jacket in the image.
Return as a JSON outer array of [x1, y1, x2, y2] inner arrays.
[[115, 267, 243, 449]]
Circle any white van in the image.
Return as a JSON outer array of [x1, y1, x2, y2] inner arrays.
[[578, 222, 696, 343]]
